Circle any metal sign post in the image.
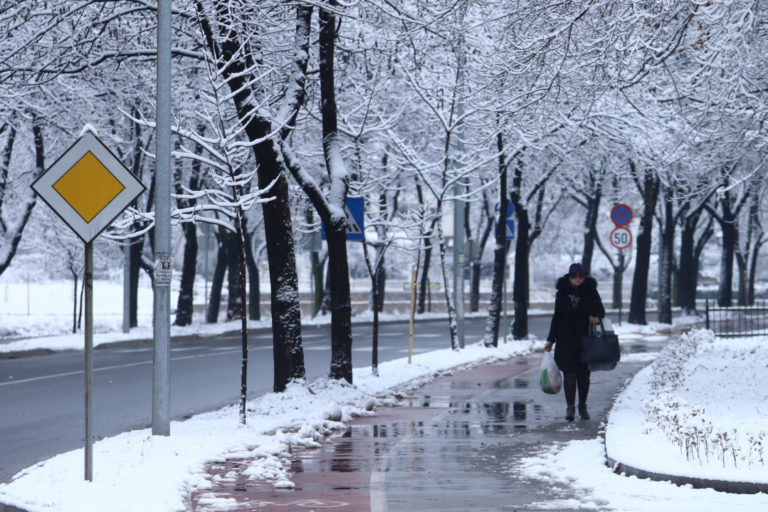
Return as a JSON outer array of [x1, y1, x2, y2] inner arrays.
[[31, 131, 145, 481], [84, 242, 93, 481]]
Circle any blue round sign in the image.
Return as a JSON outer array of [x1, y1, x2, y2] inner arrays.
[[611, 203, 633, 226]]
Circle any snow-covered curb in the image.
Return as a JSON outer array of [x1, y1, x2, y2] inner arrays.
[[0, 339, 540, 512]]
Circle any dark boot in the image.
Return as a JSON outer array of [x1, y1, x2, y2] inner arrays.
[[565, 406, 575, 422], [578, 403, 590, 420]]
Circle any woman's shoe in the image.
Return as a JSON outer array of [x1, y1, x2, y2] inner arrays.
[[578, 404, 590, 420], [566, 406, 575, 422]]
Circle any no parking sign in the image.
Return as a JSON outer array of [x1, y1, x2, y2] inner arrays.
[[609, 204, 633, 250]]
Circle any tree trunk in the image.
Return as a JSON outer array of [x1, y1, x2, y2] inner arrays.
[[512, 208, 530, 339], [436, 210, 459, 350], [225, 230, 244, 321], [326, 226, 353, 381], [657, 190, 674, 324], [311, 250, 324, 317], [374, 255, 386, 312], [417, 232, 433, 314], [242, 228, 260, 321], [197, 0, 306, 391], [612, 251, 624, 309], [629, 167, 659, 325], [678, 214, 698, 314], [581, 185, 601, 273], [484, 141, 508, 346], [470, 261, 482, 312], [174, 223, 198, 326], [207, 231, 227, 324], [71, 273, 79, 334], [718, 220, 736, 307]]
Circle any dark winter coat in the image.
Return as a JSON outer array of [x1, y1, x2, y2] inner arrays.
[[546, 275, 605, 373]]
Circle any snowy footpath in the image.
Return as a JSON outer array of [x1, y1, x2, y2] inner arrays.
[[1, 320, 768, 511]]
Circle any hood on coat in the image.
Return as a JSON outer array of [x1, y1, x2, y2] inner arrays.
[[555, 275, 598, 292]]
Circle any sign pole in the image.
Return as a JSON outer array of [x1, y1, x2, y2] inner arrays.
[[153, 0, 172, 437], [84, 242, 93, 481], [408, 265, 417, 364]]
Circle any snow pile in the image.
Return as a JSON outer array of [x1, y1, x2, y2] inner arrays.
[[643, 329, 767, 468]]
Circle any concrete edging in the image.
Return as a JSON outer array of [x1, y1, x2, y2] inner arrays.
[[606, 456, 768, 495]]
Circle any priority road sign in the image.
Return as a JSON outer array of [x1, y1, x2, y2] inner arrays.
[[31, 131, 146, 243], [611, 203, 633, 227], [321, 197, 365, 241]]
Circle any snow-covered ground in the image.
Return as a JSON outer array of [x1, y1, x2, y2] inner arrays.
[[1, 279, 767, 511]]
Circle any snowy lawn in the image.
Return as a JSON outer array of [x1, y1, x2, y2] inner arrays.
[[608, 329, 768, 482], [517, 328, 768, 511]]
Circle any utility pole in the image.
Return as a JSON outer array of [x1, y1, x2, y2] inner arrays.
[[153, 0, 172, 436]]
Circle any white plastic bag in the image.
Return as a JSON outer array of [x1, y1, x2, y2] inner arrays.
[[539, 351, 562, 394]]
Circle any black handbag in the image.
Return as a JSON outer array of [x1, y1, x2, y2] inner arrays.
[[579, 321, 620, 371]]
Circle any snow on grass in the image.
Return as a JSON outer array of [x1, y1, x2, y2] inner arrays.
[[608, 329, 768, 481]]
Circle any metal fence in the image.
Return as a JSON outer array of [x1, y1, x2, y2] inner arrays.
[[705, 299, 768, 337]]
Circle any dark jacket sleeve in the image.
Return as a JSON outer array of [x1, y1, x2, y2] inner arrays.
[[591, 287, 606, 319], [547, 292, 561, 342]]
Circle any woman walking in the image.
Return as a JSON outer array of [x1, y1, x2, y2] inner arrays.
[[544, 263, 605, 421]]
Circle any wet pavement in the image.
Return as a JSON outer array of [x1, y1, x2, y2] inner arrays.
[[188, 344, 654, 512]]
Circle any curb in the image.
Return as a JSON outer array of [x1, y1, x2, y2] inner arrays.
[[607, 457, 768, 495]]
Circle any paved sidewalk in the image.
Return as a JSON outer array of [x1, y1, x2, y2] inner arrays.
[[188, 354, 647, 511]]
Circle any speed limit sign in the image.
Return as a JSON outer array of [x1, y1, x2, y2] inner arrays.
[[610, 226, 632, 250]]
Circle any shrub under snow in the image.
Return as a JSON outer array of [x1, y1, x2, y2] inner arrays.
[[643, 329, 768, 468]]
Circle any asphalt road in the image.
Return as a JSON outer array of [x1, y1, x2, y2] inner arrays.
[[0, 313, 559, 483]]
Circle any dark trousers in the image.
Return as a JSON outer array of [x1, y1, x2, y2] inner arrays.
[[563, 371, 590, 407]]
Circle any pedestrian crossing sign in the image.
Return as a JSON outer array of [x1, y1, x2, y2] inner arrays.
[[321, 197, 365, 241]]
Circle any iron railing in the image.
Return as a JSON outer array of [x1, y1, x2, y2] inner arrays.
[[705, 299, 768, 337]]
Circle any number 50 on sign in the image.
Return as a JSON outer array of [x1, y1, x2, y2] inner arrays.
[[610, 226, 632, 250]]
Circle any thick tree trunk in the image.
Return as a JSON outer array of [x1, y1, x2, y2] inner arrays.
[[512, 208, 530, 339], [581, 185, 601, 274], [311, 251, 324, 317], [197, 0, 307, 390], [718, 221, 736, 307], [326, 226, 353, 381], [470, 261, 482, 312], [657, 191, 674, 324], [678, 215, 698, 314], [174, 223, 198, 326], [629, 167, 659, 325], [207, 232, 227, 324]]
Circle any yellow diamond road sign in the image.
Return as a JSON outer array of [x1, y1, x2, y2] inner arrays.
[[32, 131, 145, 243]]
